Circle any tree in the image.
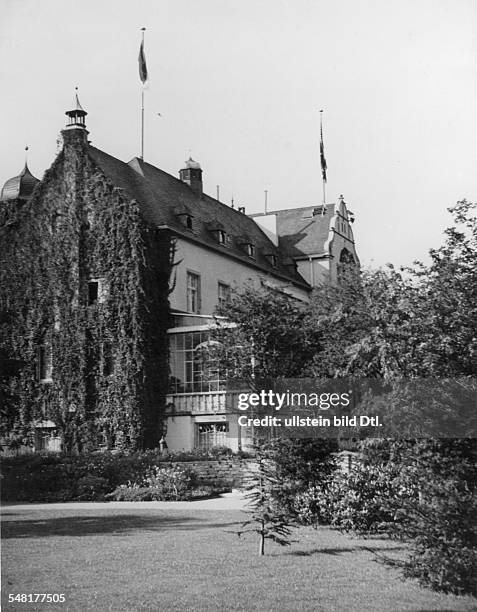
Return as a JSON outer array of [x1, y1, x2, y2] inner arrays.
[[308, 200, 477, 379], [214, 283, 321, 381], [238, 442, 295, 555]]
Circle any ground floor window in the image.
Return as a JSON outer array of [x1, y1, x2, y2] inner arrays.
[[195, 422, 229, 449], [34, 428, 61, 452], [169, 330, 225, 394]]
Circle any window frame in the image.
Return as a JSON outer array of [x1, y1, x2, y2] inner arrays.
[[186, 270, 201, 314], [217, 281, 231, 308], [37, 344, 53, 383], [87, 278, 108, 306]]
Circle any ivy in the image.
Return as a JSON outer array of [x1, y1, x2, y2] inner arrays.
[[0, 132, 174, 452]]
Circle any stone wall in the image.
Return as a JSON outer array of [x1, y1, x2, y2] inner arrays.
[[163, 451, 356, 490], [162, 458, 257, 489]]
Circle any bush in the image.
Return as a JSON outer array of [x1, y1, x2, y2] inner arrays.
[[107, 466, 197, 501], [258, 438, 338, 518], [294, 484, 335, 526], [391, 440, 477, 595], [0, 450, 237, 502], [296, 439, 477, 595], [329, 464, 398, 534], [294, 462, 398, 533], [75, 475, 110, 501]]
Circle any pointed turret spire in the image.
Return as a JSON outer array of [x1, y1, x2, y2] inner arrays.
[[65, 87, 88, 130]]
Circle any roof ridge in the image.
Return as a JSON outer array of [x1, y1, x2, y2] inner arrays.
[[266, 203, 336, 215], [131, 156, 258, 220]]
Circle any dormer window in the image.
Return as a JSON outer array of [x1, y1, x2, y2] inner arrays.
[[264, 252, 278, 267], [237, 236, 256, 259], [206, 222, 228, 246], [174, 205, 195, 231]]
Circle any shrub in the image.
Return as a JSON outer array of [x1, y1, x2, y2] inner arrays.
[[297, 438, 477, 595], [75, 475, 110, 501], [107, 466, 197, 501], [258, 438, 338, 518], [0, 450, 234, 502], [328, 464, 398, 534], [391, 440, 477, 595], [294, 482, 337, 526]]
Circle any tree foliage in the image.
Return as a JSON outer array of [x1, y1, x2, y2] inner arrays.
[[309, 200, 477, 379], [238, 441, 295, 555], [215, 284, 321, 380]]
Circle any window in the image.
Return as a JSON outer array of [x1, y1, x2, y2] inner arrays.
[[88, 281, 99, 305], [87, 279, 108, 306], [169, 332, 225, 394], [37, 344, 53, 382], [186, 271, 201, 313], [268, 254, 278, 268], [246, 243, 255, 259], [218, 282, 231, 308], [196, 422, 229, 449], [102, 342, 113, 376], [217, 230, 226, 244], [186, 216, 193, 230]]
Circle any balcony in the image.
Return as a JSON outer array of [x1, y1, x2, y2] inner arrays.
[[166, 391, 241, 416]]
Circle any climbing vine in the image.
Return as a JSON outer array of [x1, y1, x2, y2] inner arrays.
[[0, 131, 174, 452]]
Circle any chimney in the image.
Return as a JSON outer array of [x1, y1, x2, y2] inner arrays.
[[179, 157, 203, 196]]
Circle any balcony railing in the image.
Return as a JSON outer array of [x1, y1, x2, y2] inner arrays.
[[166, 391, 242, 415]]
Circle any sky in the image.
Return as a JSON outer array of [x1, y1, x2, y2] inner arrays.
[[1, 0, 476, 269]]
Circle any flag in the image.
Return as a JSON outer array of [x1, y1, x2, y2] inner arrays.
[[320, 122, 327, 183], [138, 40, 148, 84]]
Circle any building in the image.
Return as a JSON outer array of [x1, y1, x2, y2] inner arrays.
[[0, 96, 359, 453]]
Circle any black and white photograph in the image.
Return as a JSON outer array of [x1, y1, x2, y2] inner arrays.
[[1, 1, 476, 610]]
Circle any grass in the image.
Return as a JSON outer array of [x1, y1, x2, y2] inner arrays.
[[1, 505, 476, 612]]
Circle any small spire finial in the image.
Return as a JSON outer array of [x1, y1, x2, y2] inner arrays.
[[65, 87, 87, 130]]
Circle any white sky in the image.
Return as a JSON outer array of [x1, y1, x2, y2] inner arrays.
[[1, 0, 476, 268]]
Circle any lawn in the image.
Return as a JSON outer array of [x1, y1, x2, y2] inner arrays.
[[1, 505, 476, 612]]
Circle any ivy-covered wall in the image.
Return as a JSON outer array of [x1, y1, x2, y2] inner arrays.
[[0, 128, 173, 452]]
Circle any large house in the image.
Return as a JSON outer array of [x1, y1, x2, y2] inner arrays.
[[0, 97, 359, 453]]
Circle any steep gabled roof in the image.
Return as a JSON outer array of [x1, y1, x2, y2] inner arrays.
[[272, 205, 336, 258], [88, 147, 309, 288]]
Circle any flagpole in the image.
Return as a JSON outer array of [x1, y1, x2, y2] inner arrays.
[[141, 28, 146, 160]]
